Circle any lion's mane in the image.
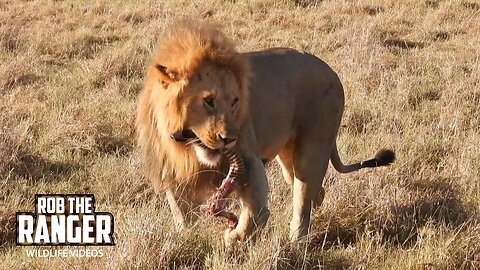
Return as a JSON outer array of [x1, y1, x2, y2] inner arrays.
[[136, 21, 249, 192]]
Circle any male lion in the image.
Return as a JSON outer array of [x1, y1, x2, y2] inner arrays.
[[136, 22, 395, 245]]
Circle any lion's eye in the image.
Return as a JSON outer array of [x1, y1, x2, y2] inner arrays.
[[204, 96, 215, 110], [231, 97, 239, 108]]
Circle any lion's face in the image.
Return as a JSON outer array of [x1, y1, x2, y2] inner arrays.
[[159, 62, 245, 167]]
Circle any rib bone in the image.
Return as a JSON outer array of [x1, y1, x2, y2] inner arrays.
[[200, 148, 244, 228]]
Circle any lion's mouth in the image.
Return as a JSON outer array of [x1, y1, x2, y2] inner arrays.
[[170, 129, 197, 142], [171, 129, 222, 166], [171, 129, 216, 149]]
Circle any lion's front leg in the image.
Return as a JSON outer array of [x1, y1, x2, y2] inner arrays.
[[165, 189, 187, 230], [165, 179, 218, 230], [224, 157, 270, 246]]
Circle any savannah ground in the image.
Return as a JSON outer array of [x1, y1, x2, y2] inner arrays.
[[0, 0, 479, 269]]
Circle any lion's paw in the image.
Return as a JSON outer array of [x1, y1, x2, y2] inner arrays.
[[224, 228, 246, 247]]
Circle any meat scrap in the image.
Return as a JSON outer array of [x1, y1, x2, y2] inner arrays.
[[200, 148, 244, 228]]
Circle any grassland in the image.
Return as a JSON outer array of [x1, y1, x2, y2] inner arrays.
[[1, 0, 479, 269]]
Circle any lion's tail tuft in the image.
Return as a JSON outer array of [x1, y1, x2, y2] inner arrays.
[[331, 144, 395, 173], [360, 149, 396, 168]]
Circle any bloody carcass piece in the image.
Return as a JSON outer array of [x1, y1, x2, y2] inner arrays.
[[200, 148, 245, 228]]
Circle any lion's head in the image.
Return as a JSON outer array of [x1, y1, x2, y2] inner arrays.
[[136, 21, 249, 192]]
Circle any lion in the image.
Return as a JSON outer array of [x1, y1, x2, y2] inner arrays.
[[136, 21, 395, 245]]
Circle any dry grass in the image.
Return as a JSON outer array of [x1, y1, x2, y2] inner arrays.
[[1, 0, 479, 269]]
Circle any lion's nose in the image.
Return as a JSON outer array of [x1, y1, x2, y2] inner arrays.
[[219, 135, 237, 148]]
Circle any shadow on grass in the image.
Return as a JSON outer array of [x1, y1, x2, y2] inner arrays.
[[382, 38, 425, 50], [11, 154, 81, 180], [383, 178, 473, 246], [95, 135, 132, 156], [93, 123, 133, 156], [157, 233, 213, 270], [311, 224, 357, 250], [274, 246, 351, 270], [311, 177, 476, 249]]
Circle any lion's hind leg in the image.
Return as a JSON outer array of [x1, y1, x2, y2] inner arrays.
[[276, 142, 295, 186], [289, 138, 332, 241]]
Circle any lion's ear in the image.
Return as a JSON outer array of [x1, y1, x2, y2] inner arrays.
[[154, 64, 180, 88]]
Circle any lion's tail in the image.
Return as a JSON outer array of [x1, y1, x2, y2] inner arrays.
[[330, 143, 395, 173]]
